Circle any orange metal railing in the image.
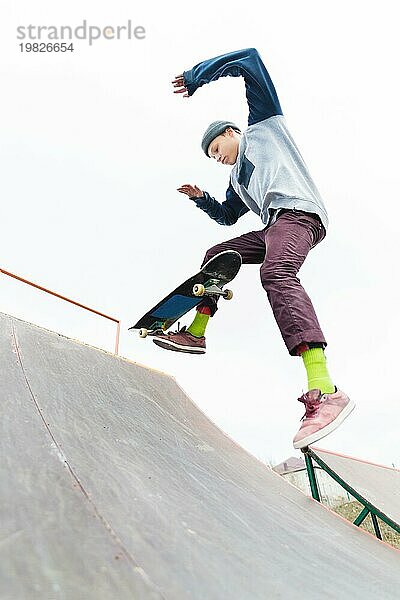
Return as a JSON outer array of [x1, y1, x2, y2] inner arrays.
[[0, 267, 121, 354]]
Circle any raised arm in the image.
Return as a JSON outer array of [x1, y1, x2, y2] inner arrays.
[[179, 48, 282, 126], [178, 182, 249, 225]]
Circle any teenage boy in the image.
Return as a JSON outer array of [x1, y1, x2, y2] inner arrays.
[[153, 48, 354, 449]]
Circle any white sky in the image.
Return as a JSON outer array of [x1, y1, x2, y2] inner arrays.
[[1, 0, 399, 468]]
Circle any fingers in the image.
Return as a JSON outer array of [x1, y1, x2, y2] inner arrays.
[[177, 184, 203, 198], [174, 88, 189, 96], [172, 77, 185, 88], [173, 86, 189, 97], [172, 74, 184, 84], [177, 185, 193, 195], [177, 185, 194, 195], [172, 74, 189, 98]]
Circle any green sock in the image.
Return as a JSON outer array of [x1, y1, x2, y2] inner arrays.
[[187, 312, 210, 338], [301, 347, 335, 394]]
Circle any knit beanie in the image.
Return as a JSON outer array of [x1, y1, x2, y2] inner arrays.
[[201, 120, 241, 157]]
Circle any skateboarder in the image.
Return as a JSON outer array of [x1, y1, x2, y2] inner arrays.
[[154, 47, 354, 448]]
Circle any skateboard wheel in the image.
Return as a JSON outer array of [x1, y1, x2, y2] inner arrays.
[[224, 289, 233, 300], [139, 328, 148, 338], [193, 283, 205, 297]]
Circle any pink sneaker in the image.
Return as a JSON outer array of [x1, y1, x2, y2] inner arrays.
[[293, 388, 355, 449], [152, 326, 206, 354]]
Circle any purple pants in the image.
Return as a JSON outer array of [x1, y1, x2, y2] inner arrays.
[[200, 209, 327, 356]]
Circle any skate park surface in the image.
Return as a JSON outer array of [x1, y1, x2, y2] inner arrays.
[[1, 311, 399, 599]]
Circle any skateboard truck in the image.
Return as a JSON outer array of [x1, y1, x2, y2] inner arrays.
[[138, 327, 164, 339], [193, 280, 233, 300]]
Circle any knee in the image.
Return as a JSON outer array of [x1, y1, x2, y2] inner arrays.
[[260, 262, 294, 289], [202, 244, 224, 268]]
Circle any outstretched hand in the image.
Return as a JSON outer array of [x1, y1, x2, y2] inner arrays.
[[172, 74, 189, 98], [177, 184, 204, 198]]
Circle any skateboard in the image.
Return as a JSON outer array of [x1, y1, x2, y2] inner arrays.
[[129, 250, 242, 338]]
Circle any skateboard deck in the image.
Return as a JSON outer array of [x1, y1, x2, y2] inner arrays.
[[129, 250, 242, 337]]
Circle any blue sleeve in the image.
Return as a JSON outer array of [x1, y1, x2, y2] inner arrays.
[[183, 48, 282, 126], [191, 183, 250, 225]]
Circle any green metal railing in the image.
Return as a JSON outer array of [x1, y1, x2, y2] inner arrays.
[[302, 447, 400, 541]]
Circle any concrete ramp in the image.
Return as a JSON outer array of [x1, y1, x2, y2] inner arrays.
[[310, 447, 400, 530], [1, 312, 399, 599]]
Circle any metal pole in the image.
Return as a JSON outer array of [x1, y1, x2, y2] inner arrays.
[[354, 507, 370, 527], [0, 268, 119, 323], [371, 513, 383, 540], [304, 451, 321, 502], [115, 321, 121, 355], [1, 267, 121, 353]]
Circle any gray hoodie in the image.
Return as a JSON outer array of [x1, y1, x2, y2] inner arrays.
[[184, 47, 328, 231]]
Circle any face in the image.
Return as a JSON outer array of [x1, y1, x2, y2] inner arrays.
[[208, 128, 241, 165]]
